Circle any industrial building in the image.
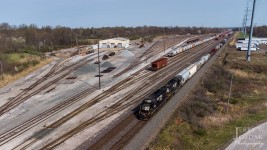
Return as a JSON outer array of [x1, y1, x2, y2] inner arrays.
[[99, 37, 130, 49]]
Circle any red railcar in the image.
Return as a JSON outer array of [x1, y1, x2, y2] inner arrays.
[[151, 58, 168, 71]]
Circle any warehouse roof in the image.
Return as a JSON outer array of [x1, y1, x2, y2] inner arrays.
[[100, 37, 129, 42], [112, 37, 129, 41]]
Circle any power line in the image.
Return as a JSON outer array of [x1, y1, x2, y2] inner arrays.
[[244, 7, 250, 38], [241, 1, 250, 38]]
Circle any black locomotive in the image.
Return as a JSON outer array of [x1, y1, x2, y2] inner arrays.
[[138, 78, 179, 120]]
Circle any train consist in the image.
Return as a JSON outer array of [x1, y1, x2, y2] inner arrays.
[[138, 34, 230, 120], [167, 36, 216, 57], [167, 31, 232, 57]]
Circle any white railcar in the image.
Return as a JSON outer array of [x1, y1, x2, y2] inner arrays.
[[186, 64, 197, 78], [175, 69, 190, 85], [201, 54, 210, 63]]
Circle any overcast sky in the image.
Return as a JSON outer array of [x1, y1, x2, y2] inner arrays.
[[0, 0, 266, 28]]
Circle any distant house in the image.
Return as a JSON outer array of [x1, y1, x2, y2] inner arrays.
[[99, 37, 130, 49]]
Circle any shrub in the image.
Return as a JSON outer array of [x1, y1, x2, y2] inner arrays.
[[230, 98, 238, 104], [19, 54, 25, 58], [193, 128, 207, 136], [31, 60, 40, 66]]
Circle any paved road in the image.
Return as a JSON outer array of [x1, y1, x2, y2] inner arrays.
[[226, 122, 267, 150]]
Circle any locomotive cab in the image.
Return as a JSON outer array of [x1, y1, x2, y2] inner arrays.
[[166, 78, 178, 93], [143, 97, 157, 108], [138, 87, 169, 120], [139, 104, 151, 120], [138, 97, 157, 120]]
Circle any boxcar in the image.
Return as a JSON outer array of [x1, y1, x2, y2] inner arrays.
[[151, 58, 168, 71]]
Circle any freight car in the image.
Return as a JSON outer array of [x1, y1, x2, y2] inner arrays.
[[174, 64, 197, 85], [138, 52, 215, 120], [186, 38, 199, 44], [167, 36, 216, 57], [201, 54, 210, 63], [168, 48, 183, 57], [222, 39, 227, 44], [175, 69, 188, 85], [211, 43, 222, 53], [186, 64, 197, 78], [151, 58, 168, 71]]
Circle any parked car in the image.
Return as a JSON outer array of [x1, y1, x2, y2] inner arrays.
[[108, 52, 115, 56], [102, 54, 109, 60]]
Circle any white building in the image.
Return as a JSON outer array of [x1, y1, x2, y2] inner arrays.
[[99, 37, 130, 49], [90, 44, 98, 50]]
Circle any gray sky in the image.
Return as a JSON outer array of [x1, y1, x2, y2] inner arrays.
[[0, 0, 266, 28]]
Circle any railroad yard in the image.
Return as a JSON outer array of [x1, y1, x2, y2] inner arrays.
[[1, 0, 267, 149], [0, 33, 231, 149]]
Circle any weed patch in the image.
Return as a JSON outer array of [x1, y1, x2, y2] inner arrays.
[[149, 33, 267, 150]]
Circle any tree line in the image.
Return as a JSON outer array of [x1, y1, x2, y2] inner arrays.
[[0, 23, 227, 53], [1, 22, 266, 53], [253, 25, 267, 37]]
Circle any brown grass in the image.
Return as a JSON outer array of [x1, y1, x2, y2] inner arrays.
[[0, 58, 53, 88], [229, 69, 250, 78], [150, 32, 267, 150], [229, 32, 239, 46], [201, 114, 233, 128]]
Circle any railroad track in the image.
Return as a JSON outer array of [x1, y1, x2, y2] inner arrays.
[[6, 41, 214, 149], [88, 115, 146, 150], [0, 54, 98, 116], [37, 40, 220, 149], [0, 65, 150, 146], [46, 41, 215, 129], [1, 39, 219, 149], [88, 39, 224, 149], [113, 34, 212, 78], [113, 35, 192, 78]]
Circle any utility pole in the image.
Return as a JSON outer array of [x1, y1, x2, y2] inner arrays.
[[242, 16, 246, 37], [0, 61, 3, 80], [51, 42, 53, 51], [164, 40, 165, 53], [97, 44, 101, 89], [247, 0, 257, 62], [163, 29, 166, 53], [76, 37, 78, 47], [38, 41, 40, 51], [76, 37, 80, 55], [244, 17, 245, 34], [244, 7, 249, 38], [227, 74, 233, 114]]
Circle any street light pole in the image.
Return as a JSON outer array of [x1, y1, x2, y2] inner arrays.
[[0, 61, 3, 80], [98, 44, 101, 89], [227, 74, 233, 114], [164, 40, 165, 53], [51, 42, 53, 51], [247, 0, 257, 62]]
